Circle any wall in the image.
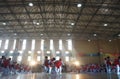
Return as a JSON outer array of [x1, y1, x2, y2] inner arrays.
[[0, 38, 120, 65]]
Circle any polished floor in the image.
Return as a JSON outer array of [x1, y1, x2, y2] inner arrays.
[[1, 72, 120, 79]]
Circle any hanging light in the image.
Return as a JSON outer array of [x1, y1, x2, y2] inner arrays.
[[29, 3, 33, 7], [77, 3, 82, 7]]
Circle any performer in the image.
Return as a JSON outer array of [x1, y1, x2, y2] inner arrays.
[[105, 56, 111, 73], [43, 56, 49, 73], [115, 56, 120, 74], [54, 58, 64, 75], [49, 57, 56, 74]]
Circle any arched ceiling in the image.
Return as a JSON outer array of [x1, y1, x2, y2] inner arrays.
[[0, 0, 120, 39]]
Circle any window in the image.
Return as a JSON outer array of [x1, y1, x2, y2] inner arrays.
[[37, 56, 41, 61], [41, 39, 44, 50], [1, 51, 4, 53], [28, 56, 31, 61], [59, 39, 62, 50], [48, 56, 50, 60], [4, 39, 9, 49], [50, 39, 53, 50], [31, 39, 35, 50], [10, 51, 13, 53], [13, 39, 16, 50], [0, 40, 2, 48], [37, 51, 41, 54], [22, 39, 26, 50], [65, 56, 69, 62], [65, 51, 69, 54], [67, 39, 72, 50], [17, 56, 22, 62], [56, 56, 60, 60], [47, 51, 50, 54], [18, 50, 23, 54], [28, 51, 32, 54], [56, 51, 60, 54]]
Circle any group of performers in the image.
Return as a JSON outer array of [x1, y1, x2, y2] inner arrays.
[[43, 56, 63, 75], [104, 56, 120, 74]]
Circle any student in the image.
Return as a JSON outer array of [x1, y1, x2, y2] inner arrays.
[[43, 56, 49, 73], [55, 58, 64, 75]]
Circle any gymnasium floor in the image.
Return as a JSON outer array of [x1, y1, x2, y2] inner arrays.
[[1, 72, 120, 79]]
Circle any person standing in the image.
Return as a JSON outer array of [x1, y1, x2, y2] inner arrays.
[[43, 56, 49, 73]]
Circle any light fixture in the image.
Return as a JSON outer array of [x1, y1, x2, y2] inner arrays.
[[109, 40, 111, 42], [88, 39, 91, 42], [77, 3, 82, 7], [93, 34, 97, 36], [71, 23, 75, 26], [3, 22, 6, 25], [33, 21, 36, 24], [29, 3, 33, 7], [104, 23, 108, 26], [36, 22, 40, 25], [118, 34, 120, 37], [68, 34, 71, 36], [41, 34, 43, 36], [14, 33, 17, 35], [29, 60, 36, 66]]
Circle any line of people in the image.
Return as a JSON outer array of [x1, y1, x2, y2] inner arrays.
[[43, 56, 64, 75], [0, 56, 31, 76]]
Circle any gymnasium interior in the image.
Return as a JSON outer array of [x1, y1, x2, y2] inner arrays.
[[0, 0, 120, 79]]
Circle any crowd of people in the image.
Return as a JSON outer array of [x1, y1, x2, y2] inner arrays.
[[73, 56, 120, 74], [43, 56, 64, 75], [1, 55, 120, 76], [0, 56, 31, 76]]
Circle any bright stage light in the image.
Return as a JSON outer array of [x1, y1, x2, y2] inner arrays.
[[74, 61, 80, 66], [30, 61, 36, 66]]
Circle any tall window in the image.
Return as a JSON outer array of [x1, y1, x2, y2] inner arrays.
[[68, 39, 72, 50], [22, 39, 26, 50], [59, 39, 62, 50], [4, 39, 9, 49], [37, 56, 41, 61], [13, 39, 16, 50], [17, 56, 22, 62], [65, 56, 69, 62], [0, 40, 2, 48], [41, 39, 44, 50], [50, 39, 53, 50], [28, 56, 31, 61], [31, 39, 35, 50]]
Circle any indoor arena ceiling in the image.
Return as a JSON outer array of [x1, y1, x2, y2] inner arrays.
[[0, 0, 120, 39]]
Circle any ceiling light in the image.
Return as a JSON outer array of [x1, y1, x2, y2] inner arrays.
[[88, 39, 91, 42], [68, 34, 71, 36], [41, 34, 43, 36], [29, 3, 33, 7], [77, 4, 82, 7], [14, 33, 17, 35], [33, 21, 36, 24], [36, 22, 40, 25], [118, 34, 120, 37], [71, 23, 75, 26], [3, 22, 6, 25], [93, 34, 97, 36], [24, 21, 27, 24], [109, 40, 111, 42], [104, 24, 108, 26]]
